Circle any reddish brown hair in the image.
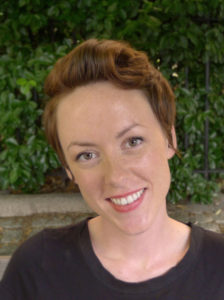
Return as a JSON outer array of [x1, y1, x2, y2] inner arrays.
[[43, 39, 176, 167]]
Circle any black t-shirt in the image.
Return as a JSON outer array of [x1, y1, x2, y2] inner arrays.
[[1, 218, 224, 300]]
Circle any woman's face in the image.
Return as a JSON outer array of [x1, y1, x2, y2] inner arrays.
[[57, 81, 175, 235]]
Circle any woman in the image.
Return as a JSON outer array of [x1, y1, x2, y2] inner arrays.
[[1, 39, 224, 299]]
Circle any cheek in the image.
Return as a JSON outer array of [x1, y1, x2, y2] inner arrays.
[[134, 149, 171, 183], [150, 153, 171, 194], [73, 169, 102, 196]]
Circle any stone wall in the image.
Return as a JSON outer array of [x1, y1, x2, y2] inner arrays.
[[0, 212, 95, 256], [0, 193, 95, 256]]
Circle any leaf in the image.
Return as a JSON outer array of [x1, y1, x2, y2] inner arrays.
[[29, 80, 37, 87], [179, 36, 188, 49], [47, 6, 60, 17], [19, 0, 28, 7], [9, 166, 20, 184], [187, 31, 198, 46], [148, 16, 161, 27], [16, 78, 27, 86], [6, 137, 18, 146], [120, 9, 127, 19], [108, 3, 117, 13]]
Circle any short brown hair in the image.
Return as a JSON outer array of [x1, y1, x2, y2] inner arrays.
[[43, 39, 176, 167]]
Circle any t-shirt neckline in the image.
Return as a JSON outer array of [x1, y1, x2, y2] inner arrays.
[[78, 219, 204, 294]]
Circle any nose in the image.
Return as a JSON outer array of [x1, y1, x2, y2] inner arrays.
[[103, 155, 128, 188]]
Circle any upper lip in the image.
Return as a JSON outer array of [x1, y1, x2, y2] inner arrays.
[[107, 188, 145, 199]]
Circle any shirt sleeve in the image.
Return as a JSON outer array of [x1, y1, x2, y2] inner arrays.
[[0, 281, 14, 299]]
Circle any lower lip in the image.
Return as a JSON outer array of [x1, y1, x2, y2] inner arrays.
[[109, 189, 146, 213]]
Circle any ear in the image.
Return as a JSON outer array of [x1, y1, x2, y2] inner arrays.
[[65, 167, 76, 183], [167, 126, 177, 159]]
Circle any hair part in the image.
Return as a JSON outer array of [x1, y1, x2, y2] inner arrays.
[[43, 39, 176, 167]]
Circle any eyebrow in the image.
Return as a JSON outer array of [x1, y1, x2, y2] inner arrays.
[[67, 123, 141, 150], [116, 123, 140, 139], [67, 141, 97, 150]]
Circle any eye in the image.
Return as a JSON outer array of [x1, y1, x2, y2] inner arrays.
[[76, 152, 97, 162], [126, 136, 144, 148]]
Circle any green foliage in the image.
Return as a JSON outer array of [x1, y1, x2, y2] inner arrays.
[[0, 0, 223, 201]]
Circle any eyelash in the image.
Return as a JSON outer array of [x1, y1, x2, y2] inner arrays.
[[75, 152, 96, 162], [75, 136, 144, 162], [126, 136, 144, 148]]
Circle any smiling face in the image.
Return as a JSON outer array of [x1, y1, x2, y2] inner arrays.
[[56, 81, 176, 235]]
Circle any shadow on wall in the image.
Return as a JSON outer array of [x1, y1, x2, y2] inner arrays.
[[0, 257, 10, 280]]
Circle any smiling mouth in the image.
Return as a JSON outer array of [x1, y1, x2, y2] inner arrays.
[[109, 188, 145, 206]]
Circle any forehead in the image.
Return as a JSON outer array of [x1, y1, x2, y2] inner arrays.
[[57, 81, 153, 121], [56, 81, 161, 144]]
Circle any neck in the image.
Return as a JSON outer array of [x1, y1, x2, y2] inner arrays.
[[88, 211, 184, 263], [88, 210, 190, 282]]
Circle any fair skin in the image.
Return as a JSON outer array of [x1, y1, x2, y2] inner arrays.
[[56, 81, 191, 282]]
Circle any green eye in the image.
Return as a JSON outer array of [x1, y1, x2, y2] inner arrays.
[[127, 137, 143, 147], [76, 152, 96, 161]]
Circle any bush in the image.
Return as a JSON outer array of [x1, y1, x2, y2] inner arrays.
[[0, 0, 223, 201]]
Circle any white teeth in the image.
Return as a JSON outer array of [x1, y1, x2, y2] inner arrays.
[[121, 198, 127, 205], [110, 189, 144, 206], [127, 195, 133, 202], [133, 193, 138, 201]]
